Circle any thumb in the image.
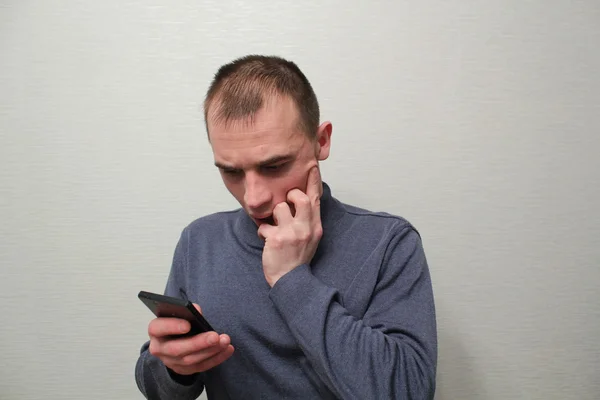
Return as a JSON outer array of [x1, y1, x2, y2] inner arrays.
[[193, 303, 203, 314]]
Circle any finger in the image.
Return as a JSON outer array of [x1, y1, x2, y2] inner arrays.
[[272, 201, 293, 226], [148, 317, 191, 338], [170, 345, 235, 375], [218, 333, 231, 348], [161, 331, 221, 358], [286, 189, 311, 221], [192, 303, 202, 313], [257, 223, 276, 241], [153, 332, 230, 369], [305, 166, 323, 203], [195, 345, 235, 372], [162, 341, 226, 368], [175, 334, 231, 366]]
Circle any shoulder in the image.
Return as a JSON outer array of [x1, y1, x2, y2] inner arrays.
[[327, 198, 429, 284], [338, 200, 420, 239], [180, 208, 242, 238], [336, 201, 429, 277]]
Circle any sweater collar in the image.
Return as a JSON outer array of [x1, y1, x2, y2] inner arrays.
[[233, 182, 344, 251]]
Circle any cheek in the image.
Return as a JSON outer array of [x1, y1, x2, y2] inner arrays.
[[269, 181, 291, 205], [275, 169, 313, 200], [221, 177, 245, 203]]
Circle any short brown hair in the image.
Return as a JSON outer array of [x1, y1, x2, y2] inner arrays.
[[203, 55, 320, 139]]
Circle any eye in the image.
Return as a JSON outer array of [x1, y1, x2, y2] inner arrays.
[[262, 163, 286, 174], [222, 168, 243, 177]]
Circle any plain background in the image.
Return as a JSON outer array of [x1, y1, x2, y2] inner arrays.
[[1, 1, 599, 399]]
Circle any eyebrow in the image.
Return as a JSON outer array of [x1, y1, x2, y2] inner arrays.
[[214, 154, 295, 170]]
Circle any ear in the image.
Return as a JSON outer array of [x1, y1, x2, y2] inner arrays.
[[314, 121, 333, 161]]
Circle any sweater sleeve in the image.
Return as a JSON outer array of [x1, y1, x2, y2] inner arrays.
[[134, 227, 206, 400], [268, 226, 437, 400]]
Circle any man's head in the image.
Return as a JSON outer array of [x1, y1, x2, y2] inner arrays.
[[204, 55, 332, 226]]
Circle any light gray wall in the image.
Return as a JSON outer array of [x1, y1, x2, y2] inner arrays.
[[1, 1, 599, 399]]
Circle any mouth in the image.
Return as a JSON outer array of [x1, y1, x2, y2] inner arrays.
[[254, 215, 275, 226]]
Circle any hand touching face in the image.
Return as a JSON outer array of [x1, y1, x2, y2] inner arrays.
[[257, 166, 324, 287]]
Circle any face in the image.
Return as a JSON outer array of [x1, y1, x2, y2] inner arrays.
[[208, 95, 332, 226]]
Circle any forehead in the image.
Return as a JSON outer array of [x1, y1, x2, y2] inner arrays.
[[208, 95, 299, 138], [208, 96, 307, 166]]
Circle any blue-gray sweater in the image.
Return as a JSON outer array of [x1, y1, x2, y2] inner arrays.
[[135, 183, 437, 399]]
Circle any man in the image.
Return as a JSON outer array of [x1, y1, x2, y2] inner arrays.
[[135, 55, 437, 399]]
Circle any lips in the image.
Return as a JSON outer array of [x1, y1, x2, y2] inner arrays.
[[255, 215, 275, 225]]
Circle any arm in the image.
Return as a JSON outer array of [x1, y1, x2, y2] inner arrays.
[[135, 227, 206, 400], [269, 226, 437, 399]]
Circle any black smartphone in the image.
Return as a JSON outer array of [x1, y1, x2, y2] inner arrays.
[[138, 290, 214, 337]]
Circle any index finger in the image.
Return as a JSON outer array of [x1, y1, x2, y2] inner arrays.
[[305, 166, 323, 203], [161, 330, 223, 359], [148, 317, 191, 338]]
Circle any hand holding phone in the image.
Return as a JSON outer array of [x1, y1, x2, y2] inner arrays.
[[139, 291, 235, 376], [138, 291, 215, 337]]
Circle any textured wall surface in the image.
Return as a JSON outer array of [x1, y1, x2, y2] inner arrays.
[[1, 1, 599, 399]]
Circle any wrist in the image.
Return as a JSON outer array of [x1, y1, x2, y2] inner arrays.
[[265, 272, 286, 287], [265, 261, 309, 286], [166, 366, 198, 386]]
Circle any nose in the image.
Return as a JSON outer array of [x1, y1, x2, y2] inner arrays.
[[244, 172, 272, 212]]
